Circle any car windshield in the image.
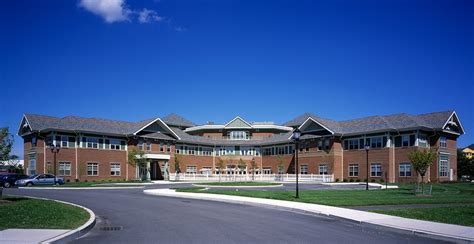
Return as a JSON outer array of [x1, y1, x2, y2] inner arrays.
[[27, 174, 38, 179]]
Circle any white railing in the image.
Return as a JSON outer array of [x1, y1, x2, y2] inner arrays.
[[168, 173, 333, 183]]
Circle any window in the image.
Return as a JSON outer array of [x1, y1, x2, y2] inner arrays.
[[402, 135, 410, 147], [138, 141, 144, 151], [146, 142, 152, 151], [58, 162, 71, 176], [369, 137, 383, 149], [371, 163, 382, 177], [87, 163, 99, 176], [300, 165, 308, 175], [418, 135, 428, 148], [324, 139, 330, 150], [159, 143, 164, 152], [201, 167, 212, 175], [61, 136, 69, 147], [110, 163, 121, 176], [349, 164, 359, 177], [439, 159, 448, 177], [28, 159, 36, 175], [319, 164, 328, 175], [32, 136, 37, 147], [186, 166, 197, 174], [188, 146, 195, 155], [86, 137, 99, 149], [440, 136, 447, 148], [263, 167, 272, 174], [399, 163, 411, 177], [347, 139, 360, 150], [166, 143, 171, 152], [110, 139, 122, 150], [317, 140, 323, 150], [229, 131, 249, 140]]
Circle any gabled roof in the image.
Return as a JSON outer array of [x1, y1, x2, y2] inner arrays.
[[464, 144, 474, 150], [284, 110, 463, 136], [162, 113, 196, 128], [224, 116, 252, 128]]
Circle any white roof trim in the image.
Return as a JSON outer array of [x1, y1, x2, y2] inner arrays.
[[442, 111, 465, 135], [298, 117, 335, 135], [133, 118, 181, 140], [17, 114, 33, 136], [184, 125, 225, 132], [184, 123, 293, 133], [224, 116, 252, 128]]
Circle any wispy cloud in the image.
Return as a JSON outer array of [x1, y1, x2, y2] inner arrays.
[[79, 0, 131, 23], [138, 8, 163, 23], [79, 0, 164, 24]]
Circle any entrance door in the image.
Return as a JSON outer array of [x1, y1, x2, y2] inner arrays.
[[150, 160, 164, 180]]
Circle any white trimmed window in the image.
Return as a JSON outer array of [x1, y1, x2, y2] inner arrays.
[[28, 159, 36, 175], [146, 142, 152, 151], [399, 163, 412, 177], [263, 167, 272, 174], [349, 164, 359, 177], [319, 164, 328, 175], [86, 137, 99, 149], [324, 139, 330, 150], [138, 141, 144, 151], [369, 137, 383, 149], [87, 163, 99, 176], [300, 165, 308, 175], [159, 143, 164, 152], [58, 162, 71, 176], [402, 135, 410, 147], [439, 160, 448, 177], [440, 136, 447, 148], [110, 163, 121, 176], [186, 166, 197, 174], [370, 163, 382, 177], [418, 135, 428, 148], [110, 139, 122, 150]]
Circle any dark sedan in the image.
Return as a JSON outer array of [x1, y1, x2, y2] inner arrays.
[[0, 173, 29, 188]]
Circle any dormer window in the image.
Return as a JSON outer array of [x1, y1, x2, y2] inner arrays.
[[228, 131, 249, 140]]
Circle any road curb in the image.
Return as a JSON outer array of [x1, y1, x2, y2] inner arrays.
[[11, 195, 96, 244], [144, 189, 474, 244], [192, 184, 283, 188], [18, 186, 144, 190]]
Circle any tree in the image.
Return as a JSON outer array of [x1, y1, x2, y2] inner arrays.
[[457, 149, 474, 180], [128, 149, 149, 181], [277, 155, 286, 181], [216, 158, 224, 182], [0, 127, 17, 198], [250, 158, 257, 181], [174, 154, 182, 181], [408, 149, 437, 194], [238, 158, 246, 177]]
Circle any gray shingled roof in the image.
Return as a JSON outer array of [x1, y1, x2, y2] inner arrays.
[[162, 113, 196, 128], [284, 110, 455, 136], [23, 114, 154, 135], [139, 132, 176, 141]]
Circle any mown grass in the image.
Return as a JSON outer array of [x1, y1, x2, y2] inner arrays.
[[199, 181, 280, 186], [0, 197, 89, 229], [373, 205, 474, 227], [177, 183, 474, 206]]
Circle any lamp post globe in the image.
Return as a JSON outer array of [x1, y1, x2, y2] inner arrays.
[[292, 128, 301, 198]]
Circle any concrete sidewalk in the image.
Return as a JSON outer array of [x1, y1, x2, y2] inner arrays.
[[144, 188, 474, 243], [0, 229, 69, 244]]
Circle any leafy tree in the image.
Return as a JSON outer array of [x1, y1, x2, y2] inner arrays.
[[408, 149, 437, 193], [457, 149, 474, 180], [250, 158, 257, 181], [174, 154, 182, 181], [0, 128, 17, 198], [238, 158, 246, 175], [277, 155, 286, 181], [128, 149, 149, 181], [216, 158, 225, 182]]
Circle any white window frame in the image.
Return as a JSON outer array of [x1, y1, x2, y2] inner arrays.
[[402, 135, 410, 147], [110, 139, 122, 150], [349, 164, 359, 177], [440, 136, 447, 148], [370, 163, 382, 177], [300, 165, 308, 175], [399, 163, 412, 177], [439, 159, 448, 177], [58, 162, 71, 176], [146, 142, 152, 151], [110, 163, 121, 176], [319, 164, 328, 175], [28, 159, 36, 175], [186, 165, 197, 174], [86, 137, 99, 149], [262, 167, 272, 175], [87, 162, 99, 176]]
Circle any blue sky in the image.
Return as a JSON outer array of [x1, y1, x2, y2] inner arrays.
[[1, 0, 473, 158]]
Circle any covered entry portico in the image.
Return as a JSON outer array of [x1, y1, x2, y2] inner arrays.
[[145, 154, 171, 181]]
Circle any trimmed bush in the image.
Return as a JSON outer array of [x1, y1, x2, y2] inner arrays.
[[356, 179, 361, 182], [335, 178, 340, 182], [379, 178, 385, 183], [371, 179, 376, 183], [349, 178, 354, 182], [75, 179, 80, 182], [66, 179, 70, 183], [343, 178, 348, 182]]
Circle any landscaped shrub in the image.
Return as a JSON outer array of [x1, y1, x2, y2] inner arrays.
[[84, 180, 88, 182], [335, 178, 340, 182], [364, 178, 368, 183], [75, 179, 80, 182], [371, 179, 376, 183], [355, 179, 361, 182], [343, 178, 348, 182], [379, 178, 385, 183], [66, 179, 70, 183], [349, 178, 354, 182]]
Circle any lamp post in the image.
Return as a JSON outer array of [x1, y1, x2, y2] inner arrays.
[[292, 128, 301, 198], [50, 143, 61, 176], [365, 143, 370, 190]]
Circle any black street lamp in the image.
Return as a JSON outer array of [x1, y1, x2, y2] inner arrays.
[[50, 143, 61, 176], [292, 128, 301, 198], [365, 143, 370, 190]]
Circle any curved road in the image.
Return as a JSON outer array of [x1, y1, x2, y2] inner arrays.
[[4, 185, 448, 244]]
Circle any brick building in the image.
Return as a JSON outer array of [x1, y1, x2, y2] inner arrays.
[[18, 111, 464, 183]]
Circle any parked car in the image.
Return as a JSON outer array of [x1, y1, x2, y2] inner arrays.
[[15, 174, 65, 187], [0, 173, 28, 188]]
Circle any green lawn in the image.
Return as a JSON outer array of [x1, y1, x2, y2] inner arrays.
[[0, 197, 90, 229], [198, 181, 280, 186], [373, 205, 474, 227], [176, 183, 474, 206]]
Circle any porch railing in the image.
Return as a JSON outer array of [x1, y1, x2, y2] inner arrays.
[[168, 173, 334, 183]]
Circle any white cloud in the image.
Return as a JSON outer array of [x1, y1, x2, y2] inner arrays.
[[138, 8, 163, 23], [79, 0, 131, 23]]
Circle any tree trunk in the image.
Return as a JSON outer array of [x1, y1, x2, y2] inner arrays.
[[421, 175, 424, 194]]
